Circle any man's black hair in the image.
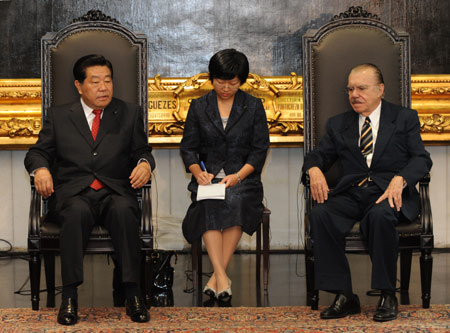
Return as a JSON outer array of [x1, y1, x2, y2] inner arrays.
[[73, 54, 114, 83]]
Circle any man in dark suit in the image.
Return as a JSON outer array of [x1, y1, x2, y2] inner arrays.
[[302, 63, 432, 322], [25, 54, 155, 325]]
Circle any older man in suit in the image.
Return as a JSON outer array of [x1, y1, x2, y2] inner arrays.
[[302, 63, 432, 322], [25, 54, 155, 325]]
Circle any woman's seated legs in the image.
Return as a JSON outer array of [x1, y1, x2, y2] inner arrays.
[[203, 226, 242, 292]]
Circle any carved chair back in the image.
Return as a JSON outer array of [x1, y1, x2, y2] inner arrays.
[[303, 6, 410, 187], [41, 10, 148, 133]]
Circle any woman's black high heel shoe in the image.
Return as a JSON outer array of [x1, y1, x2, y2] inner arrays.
[[217, 278, 232, 301], [203, 284, 217, 298]]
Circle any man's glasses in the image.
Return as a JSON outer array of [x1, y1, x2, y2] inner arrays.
[[345, 85, 378, 94]]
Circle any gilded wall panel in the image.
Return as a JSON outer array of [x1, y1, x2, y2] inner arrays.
[[147, 73, 303, 146], [412, 75, 450, 143], [0, 75, 449, 149], [0, 79, 42, 149]]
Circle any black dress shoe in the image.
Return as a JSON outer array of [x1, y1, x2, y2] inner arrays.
[[125, 296, 150, 323], [373, 293, 398, 322], [57, 297, 78, 325], [320, 293, 361, 319]]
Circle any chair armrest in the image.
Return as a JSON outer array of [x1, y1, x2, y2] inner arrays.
[[418, 173, 433, 235], [28, 177, 42, 237], [303, 173, 314, 250], [303, 173, 313, 212], [139, 180, 152, 236]]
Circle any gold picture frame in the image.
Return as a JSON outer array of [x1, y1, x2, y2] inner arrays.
[[0, 74, 449, 149]]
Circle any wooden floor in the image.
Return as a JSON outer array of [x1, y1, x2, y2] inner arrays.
[[0, 252, 449, 309]]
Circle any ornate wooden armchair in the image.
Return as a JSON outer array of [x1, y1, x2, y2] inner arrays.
[[302, 6, 433, 310], [28, 10, 152, 310]]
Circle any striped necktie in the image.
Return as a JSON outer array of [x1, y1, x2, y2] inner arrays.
[[358, 117, 373, 187], [360, 117, 373, 159]]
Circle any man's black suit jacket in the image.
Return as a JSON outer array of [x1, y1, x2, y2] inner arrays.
[[25, 97, 155, 209], [302, 99, 432, 221]]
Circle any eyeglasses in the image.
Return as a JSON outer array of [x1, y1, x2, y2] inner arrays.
[[345, 85, 378, 94]]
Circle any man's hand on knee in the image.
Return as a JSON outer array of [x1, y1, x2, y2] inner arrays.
[[34, 168, 54, 198], [308, 167, 329, 203], [129, 161, 151, 189], [375, 175, 405, 211]]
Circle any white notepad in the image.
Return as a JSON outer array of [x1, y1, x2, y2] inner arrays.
[[197, 183, 226, 201]]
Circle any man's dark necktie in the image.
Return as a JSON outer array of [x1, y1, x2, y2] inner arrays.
[[90, 109, 104, 190], [360, 117, 373, 158], [358, 117, 373, 187]]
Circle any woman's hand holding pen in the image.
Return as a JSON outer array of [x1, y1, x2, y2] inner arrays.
[[191, 161, 214, 185], [196, 170, 214, 185]]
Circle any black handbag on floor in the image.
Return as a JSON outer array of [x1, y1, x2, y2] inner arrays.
[[151, 250, 176, 291], [112, 250, 177, 307], [150, 250, 177, 306]]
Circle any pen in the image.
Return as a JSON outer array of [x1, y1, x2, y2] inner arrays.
[[200, 161, 211, 184], [200, 161, 207, 172]]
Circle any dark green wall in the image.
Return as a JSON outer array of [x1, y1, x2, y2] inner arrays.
[[1, 0, 449, 78]]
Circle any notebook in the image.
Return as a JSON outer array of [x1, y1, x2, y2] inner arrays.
[[197, 183, 226, 201]]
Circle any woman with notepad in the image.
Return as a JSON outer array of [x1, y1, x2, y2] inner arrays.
[[180, 49, 270, 302]]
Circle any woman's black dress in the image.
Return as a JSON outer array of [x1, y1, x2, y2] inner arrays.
[[180, 89, 269, 243]]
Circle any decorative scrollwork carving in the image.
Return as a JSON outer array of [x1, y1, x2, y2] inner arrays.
[[149, 122, 184, 135], [248, 73, 282, 96], [420, 114, 450, 133], [287, 72, 303, 90], [332, 6, 380, 21], [172, 73, 210, 97], [0, 118, 41, 137], [149, 74, 171, 91], [71, 10, 120, 24], [412, 87, 450, 95], [268, 121, 304, 135], [0, 91, 41, 99]]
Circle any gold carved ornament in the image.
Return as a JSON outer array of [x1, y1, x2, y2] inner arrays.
[[147, 72, 304, 147], [0, 79, 42, 149], [0, 75, 449, 148], [411, 75, 450, 142]]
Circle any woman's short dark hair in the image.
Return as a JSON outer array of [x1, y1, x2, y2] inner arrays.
[[73, 54, 114, 83], [208, 49, 249, 85]]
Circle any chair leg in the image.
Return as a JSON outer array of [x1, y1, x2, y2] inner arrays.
[[191, 240, 202, 306], [305, 249, 318, 310], [262, 212, 270, 293], [420, 248, 433, 308], [256, 221, 262, 287], [399, 249, 412, 305], [43, 253, 56, 307], [141, 250, 152, 309], [29, 252, 41, 310], [256, 277, 262, 307]]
